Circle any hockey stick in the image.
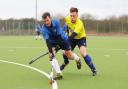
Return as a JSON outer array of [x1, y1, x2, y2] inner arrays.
[[28, 51, 49, 64]]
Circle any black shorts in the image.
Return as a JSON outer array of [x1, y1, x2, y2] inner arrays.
[[70, 37, 86, 50], [36, 31, 41, 35]]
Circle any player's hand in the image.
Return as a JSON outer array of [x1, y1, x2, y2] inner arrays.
[[55, 45, 60, 53], [68, 36, 73, 42]]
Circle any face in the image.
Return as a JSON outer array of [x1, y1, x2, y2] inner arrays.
[[43, 16, 51, 27], [70, 12, 78, 23]]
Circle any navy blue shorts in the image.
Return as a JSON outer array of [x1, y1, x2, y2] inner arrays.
[[70, 37, 86, 50], [36, 31, 41, 35], [51, 40, 71, 51]]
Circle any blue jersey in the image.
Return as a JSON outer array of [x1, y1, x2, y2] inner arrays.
[[36, 24, 42, 33], [41, 18, 68, 44], [62, 24, 68, 32]]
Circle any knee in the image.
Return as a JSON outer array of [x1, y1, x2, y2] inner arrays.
[[63, 54, 69, 64], [80, 52, 87, 57], [79, 46, 87, 57], [64, 51, 73, 59]]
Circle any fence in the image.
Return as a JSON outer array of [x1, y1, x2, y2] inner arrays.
[[0, 19, 35, 36], [0, 18, 128, 36]]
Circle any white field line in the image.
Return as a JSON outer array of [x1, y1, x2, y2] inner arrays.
[[0, 46, 128, 51], [104, 54, 111, 57], [0, 47, 43, 49], [0, 60, 58, 89], [0, 39, 37, 41], [126, 52, 128, 55], [89, 48, 128, 51]]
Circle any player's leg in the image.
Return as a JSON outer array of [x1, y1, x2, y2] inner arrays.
[[80, 46, 97, 76], [35, 31, 38, 40], [37, 31, 40, 39], [50, 57, 63, 80], [48, 46, 63, 80], [64, 50, 81, 69], [60, 40, 76, 70], [60, 40, 81, 70], [60, 53, 69, 70], [38, 32, 42, 40], [78, 38, 97, 76]]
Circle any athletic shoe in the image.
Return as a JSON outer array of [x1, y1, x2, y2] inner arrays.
[[92, 70, 97, 76], [53, 73, 63, 80], [76, 59, 81, 69], [60, 64, 67, 70]]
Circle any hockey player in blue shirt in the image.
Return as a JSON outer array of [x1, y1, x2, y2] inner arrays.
[[41, 12, 81, 80], [35, 23, 42, 40]]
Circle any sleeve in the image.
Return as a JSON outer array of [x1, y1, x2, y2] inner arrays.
[[42, 28, 54, 57], [56, 20, 62, 34], [46, 39, 55, 60], [46, 39, 52, 53], [42, 27, 49, 41], [37, 24, 41, 32], [55, 20, 65, 38], [62, 24, 68, 32]]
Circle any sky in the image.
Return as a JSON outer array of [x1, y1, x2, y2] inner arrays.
[[0, 0, 128, 19]]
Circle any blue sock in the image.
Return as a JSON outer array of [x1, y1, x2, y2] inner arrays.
[[84, 55, 96, 71], [63, 54, 69, 65]]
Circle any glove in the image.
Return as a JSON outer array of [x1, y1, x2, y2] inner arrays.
[[55, 45, 61, 53], [69, 32, 77, 40]]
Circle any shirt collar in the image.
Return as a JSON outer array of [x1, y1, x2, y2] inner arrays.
[[51, 19, 56, 27]]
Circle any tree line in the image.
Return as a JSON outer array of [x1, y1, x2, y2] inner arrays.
[[0, 14, 128, 35]]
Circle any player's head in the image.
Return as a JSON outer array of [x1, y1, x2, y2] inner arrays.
[[70, 7, 78, 23], [42, 12, 52, 27]]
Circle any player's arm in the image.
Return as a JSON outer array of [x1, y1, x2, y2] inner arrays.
[[69, 32, 77, 39], [46, 40, 55, 59], [55, 19, 63, 33], [55, 20, 68, 41], [62, 24, 68, 32], [42, 28, 55, 59], [70, 22, 82, 39], [62, 24, 77, 39]]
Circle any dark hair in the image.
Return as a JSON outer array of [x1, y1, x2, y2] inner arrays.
[[42, 12, 51, 19], [70, 7, 78, 13]]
